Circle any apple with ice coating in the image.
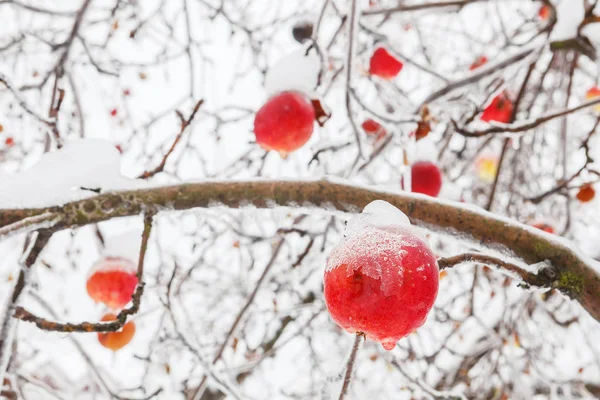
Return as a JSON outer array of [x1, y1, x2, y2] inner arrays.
[[253, 91, 315, 157], [86, 257, 138, 310], [97, 313, 136, 351], [324, 201, 439, 350]]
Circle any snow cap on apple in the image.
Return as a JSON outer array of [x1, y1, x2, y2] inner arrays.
[[324, 201, 439, 350]]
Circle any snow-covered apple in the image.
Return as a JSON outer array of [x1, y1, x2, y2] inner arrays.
[[97, 313, 136, 351], [324, 202, 439, 350], [369, 47, 403, 80], [86, 257, 138, 310], [411, 161, 442, 197], [253, 91, 315, 157], [481, 92, 513, 123]]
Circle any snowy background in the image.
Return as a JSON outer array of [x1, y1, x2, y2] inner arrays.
[[1, 0, 600, 399]]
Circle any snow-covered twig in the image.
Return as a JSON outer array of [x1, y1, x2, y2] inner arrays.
[[0, 212, 61, 239], [453, 94, 600, 137]]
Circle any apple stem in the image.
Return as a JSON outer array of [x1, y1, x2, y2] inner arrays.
[[338, 332, 364, 400]]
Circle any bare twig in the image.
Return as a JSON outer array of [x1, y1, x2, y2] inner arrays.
[[338, 332, 364, 400], [138, 100, 204, 179]]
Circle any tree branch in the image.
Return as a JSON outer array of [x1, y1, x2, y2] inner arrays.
[[1, 180, 599, 322]]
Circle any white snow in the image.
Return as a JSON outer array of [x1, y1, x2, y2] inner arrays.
[[549, 0, 585, 41], [0, 139, 145, 209], [345, 200, 411, 237], [87, 256, 137, 277], [101, 230, 143, 263], [264, 45, 322, 98]]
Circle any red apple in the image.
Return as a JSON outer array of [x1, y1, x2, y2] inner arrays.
[[576, 184, 595, 202], [532, 222, 554, 234], [324, 226, 439, 350], [481, 92, 513, 123], [411, 161, 442, 197], [538, 4, 550, 20], [86, 257, 138, 310], [97, 313, 136, 351], [361, 118, 386, 143], [369, 47, 403, 80], [253, 91, 315, 157], [585, 86, 600, 112], [5, 137, 14, 146], [469, 55, 488, 71]]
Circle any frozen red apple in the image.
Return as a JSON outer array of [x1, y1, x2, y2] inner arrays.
[[324, 214, 439, 350], [469, 55, 488, 71], [253, 91, 315, 157], [369, 47, 403, 80], [97, 313, 136, 351], [576, 184, 595, 202], [481, 92, 513, 123], [86, 257, 138, 310], [411, 161, 442, 197]]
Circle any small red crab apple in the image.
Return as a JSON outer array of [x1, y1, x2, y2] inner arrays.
[[411, 161, 442, 197], [481, 92, 513, 123], [97, 313, 136, 351], [469, 55, 488, 71], [585, 86, 600, 112], [361, 118, 387, 144], [86, 257, 138, 310], [324, 201, 439, 350], [369, 47, 403, 80], [532, 222, 554, 234], [253, 91, 315, 157]]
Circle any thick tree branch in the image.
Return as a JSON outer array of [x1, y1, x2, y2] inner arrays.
[[0, 180, 599, 322]]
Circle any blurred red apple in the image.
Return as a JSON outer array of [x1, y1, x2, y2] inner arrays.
[[86, 257, 138, 310], [411, 161, 442, 197], [253, 91, 315, 157], [481, 92, 513, 123], [369, 47, 403, 80], [97, 313, 136, 351]]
